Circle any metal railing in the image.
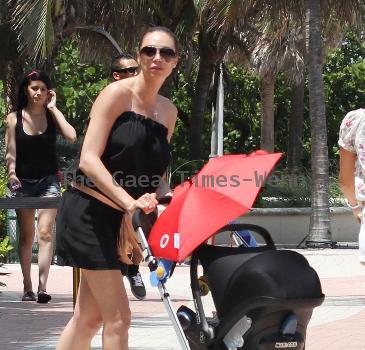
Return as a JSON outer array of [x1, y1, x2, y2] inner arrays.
[[1, 197, 59, 262]]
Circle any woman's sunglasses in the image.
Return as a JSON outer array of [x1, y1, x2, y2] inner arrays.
[[116, 67, 139, 74], [139, 46, 177, 60]]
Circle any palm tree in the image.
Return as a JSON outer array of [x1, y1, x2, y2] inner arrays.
[[287, 78, 305, 174], [189, 12, 230, 159], [8, 0, 197, 121], [9, 0, 224, 160], [305, 0, 362, 246], [192, 0, 302, 158], [195, 0, 361, 245], [287, 1, 363, 175], [206, 0, 305, 152], [305, 0, 331, 246], [249, 11, 305, 152], [9, 0, 138, 66]]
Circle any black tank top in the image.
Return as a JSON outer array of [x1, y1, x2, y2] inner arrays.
[[72, 111, 171, 199], [15, 109, 58, 179]]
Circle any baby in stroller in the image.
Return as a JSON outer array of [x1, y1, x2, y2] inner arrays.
[[132, 203, 324, 350]]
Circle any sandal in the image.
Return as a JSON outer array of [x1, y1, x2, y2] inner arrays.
[[22, 291, 36, 302], [37, 290, 52, 304]]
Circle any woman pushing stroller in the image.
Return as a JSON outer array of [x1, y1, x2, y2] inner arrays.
[[55, 26, 179, 350]]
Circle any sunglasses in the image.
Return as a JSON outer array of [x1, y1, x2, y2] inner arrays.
[[116, 66, 139, 74], [139, 46, 177, 60]]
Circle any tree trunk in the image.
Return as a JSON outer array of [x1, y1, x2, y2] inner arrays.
[[306, 0, 331, 246], [189, 36, 216, 160], [260, 75, 275, 152], [3, 61, 23, 113], [287, 79, 305, 173], [0, 3, 21, 113]]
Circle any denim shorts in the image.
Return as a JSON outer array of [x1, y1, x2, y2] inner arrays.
[[10, 174, 61, 198]]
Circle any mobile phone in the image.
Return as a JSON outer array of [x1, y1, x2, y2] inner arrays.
[[47, 90, 53, 102], [9, 181, 22, 191]]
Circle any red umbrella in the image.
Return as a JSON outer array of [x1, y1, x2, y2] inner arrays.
[[148, 151, 282, 261]]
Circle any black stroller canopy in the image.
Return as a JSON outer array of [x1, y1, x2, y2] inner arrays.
[[197, 245, 323, 318]]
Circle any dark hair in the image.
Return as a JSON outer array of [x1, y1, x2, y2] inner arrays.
[[16, 70, 52, 110], [139, 26, 178, 54], [110, 54, 136, 76]]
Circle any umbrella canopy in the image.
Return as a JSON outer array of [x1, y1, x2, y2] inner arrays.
[[148, 151, 282, 261]]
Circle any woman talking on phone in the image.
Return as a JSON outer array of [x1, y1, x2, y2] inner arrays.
[[5, 70, 76, 303]]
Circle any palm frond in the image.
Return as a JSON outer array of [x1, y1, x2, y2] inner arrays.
[[322, 0, 362, 27], [209, 0, 253, 33], [69, 0, 163, 62], [321, 0, 363, 49], [64, 1, 146, 63], [193, 0, 208, 17], [70, 25, 123, 54], [227, 5, 305, 83], [10, 0, 55, 59], [174, 1, 198, 44]]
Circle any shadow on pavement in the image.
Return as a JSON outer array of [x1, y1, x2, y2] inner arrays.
[[0, 292, 72, 349]]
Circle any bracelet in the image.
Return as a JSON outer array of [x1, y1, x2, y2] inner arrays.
[[346, 200, 360, 209]]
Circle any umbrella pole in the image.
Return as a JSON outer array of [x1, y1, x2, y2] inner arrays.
[[72, 267, 91, 350], [72, 267, 80, 307], [210, 62, 224, 159], [207, 236, 216, 245], [208, 62, 223, 246]]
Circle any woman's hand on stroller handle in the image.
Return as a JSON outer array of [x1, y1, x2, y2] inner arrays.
[[133, 193, 158, 214], [131, 195, 172, 231]]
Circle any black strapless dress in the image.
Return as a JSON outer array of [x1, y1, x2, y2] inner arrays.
[[56, 111, 171, 269]]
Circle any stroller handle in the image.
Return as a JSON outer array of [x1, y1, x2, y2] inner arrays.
[[217, 223, 275, 248], [132, 195, 172, 231], [156, 195, 173, 205]]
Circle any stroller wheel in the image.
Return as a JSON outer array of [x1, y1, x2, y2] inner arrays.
[[198, 275, 210, 296]]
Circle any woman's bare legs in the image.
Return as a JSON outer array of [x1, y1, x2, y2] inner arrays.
[[36, 208, 57, 292], [16, 208, 36, 292], [56, 271, 103, 350], [83, 269, 130, 350], [56, 269, 130, 350]]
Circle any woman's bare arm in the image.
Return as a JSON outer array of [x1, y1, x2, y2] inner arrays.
[[48, 106, 77, 142], [339, 147, 357, 204], [339, 147, 361, 222], [5, 113, 18, 182], [47, 90, 77, 142]]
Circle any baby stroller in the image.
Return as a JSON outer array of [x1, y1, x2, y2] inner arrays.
[[132, 201, 324, 350]]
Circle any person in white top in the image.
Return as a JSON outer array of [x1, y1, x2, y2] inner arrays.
[[338, 108, 365, 264]]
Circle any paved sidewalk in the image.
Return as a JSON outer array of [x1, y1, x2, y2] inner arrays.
[[0, 249, 365, 349]]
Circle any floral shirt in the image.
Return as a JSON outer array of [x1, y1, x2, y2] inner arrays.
[[338, 108, 365, 201]]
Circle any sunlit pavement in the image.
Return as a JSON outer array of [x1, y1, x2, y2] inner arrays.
[[0, 249, 365, 350]]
